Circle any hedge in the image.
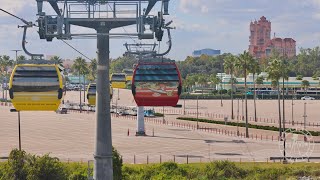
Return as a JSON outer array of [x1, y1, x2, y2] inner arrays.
[[177, 117, 320, 136]]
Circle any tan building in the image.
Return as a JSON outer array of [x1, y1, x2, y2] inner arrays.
[[249, 16, 296, 59]]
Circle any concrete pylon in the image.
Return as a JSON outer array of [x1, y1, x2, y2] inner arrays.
[[136, 106, 146, 136]]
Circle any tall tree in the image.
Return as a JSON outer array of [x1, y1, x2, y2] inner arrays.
[[88, 58, 97, 82], [248, 59, 261, 122], [235, 51, 253, 138], [49, 56, 63, 66], [0, 55, 13, 101], [256, 76, 264, 98], [224, 54, 236, 119], [209, 75, 221, 93], [301, 80, 310, 94], [266, 58, 284, 137], [16, 55, 27, 64], [72, 57, 89, 112]]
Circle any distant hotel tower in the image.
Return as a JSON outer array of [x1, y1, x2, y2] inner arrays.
[[249, 16, 296, 59]]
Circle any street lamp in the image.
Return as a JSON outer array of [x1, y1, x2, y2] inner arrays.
[[197, 95, 199, 129], [11, 49, 22, 65], [10, 109, 21, 151]]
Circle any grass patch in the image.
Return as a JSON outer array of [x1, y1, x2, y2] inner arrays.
[[2, 160, 320, 179], [177, 117, 320, 136]]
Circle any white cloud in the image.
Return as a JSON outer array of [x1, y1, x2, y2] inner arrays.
[[0, 0, 35, 17], [179, 0, 207, 13]]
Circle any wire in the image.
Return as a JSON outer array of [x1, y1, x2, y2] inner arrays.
[[106, 3, 137, 44], [0, 8, 92, 61], [0, 8, 26, 22], [60, 39, 93, 61], [0, 8, 37, 26]]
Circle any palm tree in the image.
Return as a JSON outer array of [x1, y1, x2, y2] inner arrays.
[[256, 76, 264, 98], [224, 54, 236, 119], [266, 58, 284, 137], [301, 80, 310, 94], [210, 75, 221, 96], [16, 55, 27, 64], [49, 56, 63, 66], [0, 56, 14, 101], [88, 58, 97, 82], [72, 57, 89, 112], [248, 59, 261, 122], [235, 51, 253, 138]]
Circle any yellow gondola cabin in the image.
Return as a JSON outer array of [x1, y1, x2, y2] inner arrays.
[[86, 83, 113, 106], [110, 73, 127, 89], [9, 64, 64, 111]]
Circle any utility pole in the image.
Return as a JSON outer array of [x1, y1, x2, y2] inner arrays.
[[197, 95, 199, 129], [237, 98, 239, 136], [282, 76, 287, 163], [183, 96, 186, 115], [303, 102, 307, 130], [241, 97, 244, 121], [162, 106, 165, 124], [291, 93, 294, 125], [11, 49, 21, 65], [220, 71, 223, 107]]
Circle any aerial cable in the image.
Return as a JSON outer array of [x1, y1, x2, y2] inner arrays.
[[60, 39, 93, 61], [0, 8, 29, 25], [106, 3, 137, 44], [0, 8, 92, 61], [0, 8, 37, 27]]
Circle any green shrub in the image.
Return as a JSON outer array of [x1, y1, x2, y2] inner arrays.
[[113, 147, 123, 180], [205, 161, 247, 179], [1, 147, 123, 180], [26, 154, 67, 180], [1, 149, 28, 180], [296, 75, 303, 80], [155, 113, 164, 117]]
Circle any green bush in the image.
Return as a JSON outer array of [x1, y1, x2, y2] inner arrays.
[[0, 148, 123, 180], [1, 149, 28, 180], [154, 113, 164, 117], [26, 154, 67, 180], [205, 161, 247, 179], [66, 163, 87, 180], [113, 147, 123, 180], [296, 75, 303, 80]]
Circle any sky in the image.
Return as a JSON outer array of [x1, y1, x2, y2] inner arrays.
[[1, 0, 320, 61]]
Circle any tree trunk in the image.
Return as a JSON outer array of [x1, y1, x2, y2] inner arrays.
[[83, 77, 86, 103], [245, 71, 249, 138], [79, 72, 82, 113], [5, 71, 7, 102], [278, 81, 282, 137], [283, 77, 286, 137], [253, 74, 257, 122], [231, 72, 234, 119]]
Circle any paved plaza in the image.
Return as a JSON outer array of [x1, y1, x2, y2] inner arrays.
[[1, 90, 320, 163]]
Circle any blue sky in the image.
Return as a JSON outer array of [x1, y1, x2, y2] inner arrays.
[[1, 0, 320, 61]]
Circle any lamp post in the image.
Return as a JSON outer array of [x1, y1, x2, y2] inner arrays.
[[11, 49, 21, 65], [291, 94, 294, 125], [197, 95, 199, 129], [237, 98, 240, 136], [162, 106, 165, 124], [303, 102, 307, 130], [10, 109, 21, 151]]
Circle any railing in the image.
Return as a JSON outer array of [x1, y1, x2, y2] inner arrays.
[[66, 2, 140, 19]]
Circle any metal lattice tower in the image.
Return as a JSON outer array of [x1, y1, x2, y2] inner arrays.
[[35, 1, 171, 179]]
